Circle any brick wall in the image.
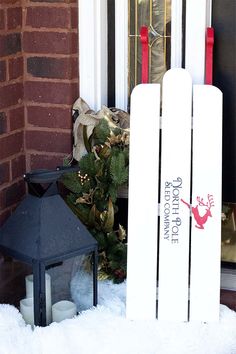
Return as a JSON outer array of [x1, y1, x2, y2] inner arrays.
[[0, 0, 25, 225], [24, 0, 78, 170], [0, 0, 79, 225]]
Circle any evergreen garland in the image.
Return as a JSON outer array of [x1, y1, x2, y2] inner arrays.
[[62, 118, 129, 283]]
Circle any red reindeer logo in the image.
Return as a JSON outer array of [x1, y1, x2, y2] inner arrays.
[[181, 194, 214, 229]]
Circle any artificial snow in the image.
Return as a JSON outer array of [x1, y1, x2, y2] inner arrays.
[[0, 277, 236, 354]]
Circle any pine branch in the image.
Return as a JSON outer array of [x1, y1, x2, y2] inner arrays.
[[108, 184, 118, 203], [110, 153, 128, 186], [79, 153, 97, 177], [62, 172, 83, 194], [93, 119, 110, 145]]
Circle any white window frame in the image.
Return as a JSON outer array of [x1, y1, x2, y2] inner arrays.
[[115, 0, 128, 111], [171, 0, 183, 68], [185, 0, 212, 84], [79, 0, 108, 111]]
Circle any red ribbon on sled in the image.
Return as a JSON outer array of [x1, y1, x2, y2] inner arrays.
[[140, 26, 149, 84], [205, 27, 214, 85]]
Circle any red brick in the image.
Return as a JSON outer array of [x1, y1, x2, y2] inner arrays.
[[24, 81, 78, 105], [30, 0, 66, 2], [0, 189, 5, 211], [27, 56, 78, 79], [5, 180, 25, 208], [71, 7, 78, 29], [30, 154, 65, 170], [26, 7, 70, 29], [9, 106, 24, 131], [27, 106, 72, 129], [0, 33, 21, 57], [30, 0, 76, 2], [0, 10, 5, 30], [0, 112, 7, 135], [1, 0, 20, 4], [0, 210, 11, 227], [9, 56, 23, 80], [0, 180, 25, 210], [0, 131, 24, 160], [0, 162, 10, 185], [0, 60, 6, 82], [7, 7, 22, 30], [11, 154, 26, 180], [26, 130, 72, 153], [0, 83, 23, 109], [23, 31, 78, 54]]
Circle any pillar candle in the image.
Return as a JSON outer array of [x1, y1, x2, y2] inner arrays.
[[25, 273, 52, 325], [52, 300, 77, 323], [20, 298, 34, 326]]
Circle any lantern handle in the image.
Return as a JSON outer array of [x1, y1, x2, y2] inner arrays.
[[24, 165, 80, 184], [23, 165, 80, 197]]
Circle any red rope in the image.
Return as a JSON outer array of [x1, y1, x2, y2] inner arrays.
[[205, 27, 214, 85], [140, 26, 149, 84]]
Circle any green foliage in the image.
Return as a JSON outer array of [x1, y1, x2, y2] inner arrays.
[[62, 172, 83, 195], [110, 153, 129, 185], [93, 119, 111, 145], [79, 153, 97, 177], [62, 118, 129, 283]]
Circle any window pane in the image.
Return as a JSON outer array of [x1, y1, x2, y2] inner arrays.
[[128, 0, 171, 96], [222, 204, 236, 265]]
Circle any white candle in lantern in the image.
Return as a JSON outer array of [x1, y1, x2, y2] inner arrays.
[[52, 300, 77, 323], [25, 273, 52, 324], [20, 298, 34, 326]]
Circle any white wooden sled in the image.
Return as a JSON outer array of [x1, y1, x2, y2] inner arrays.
[[126, 68, 222, 322]]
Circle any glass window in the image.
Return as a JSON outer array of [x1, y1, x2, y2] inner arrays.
[[128, 0, 171, 97], [222, 204, 236, 265]]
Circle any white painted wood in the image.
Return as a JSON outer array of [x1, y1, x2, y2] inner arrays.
[[97, 0, 108, 109], [115, 0, 128, 111], [171, 0, 183, 68], [185, 0, 207, 84], [189, 85, 222, 321], [126, 69, 222, 322], [79, 0, 107, 111], [206, 0, 212, 27], [126, 84, 160, 320], [158, 69, 192, 321]]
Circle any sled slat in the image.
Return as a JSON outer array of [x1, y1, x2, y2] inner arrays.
[[189, 85, 222, 321], [126, 84, 160, 320], [158, 69, 192, 321]]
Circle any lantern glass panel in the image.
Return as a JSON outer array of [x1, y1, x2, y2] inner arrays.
[[0, 252, 95, 326], [0, 252, 33, 320], [47, 254, 93, 317]]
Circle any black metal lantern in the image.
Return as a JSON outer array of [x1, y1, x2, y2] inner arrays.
[[0, 168, 98, 327]]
